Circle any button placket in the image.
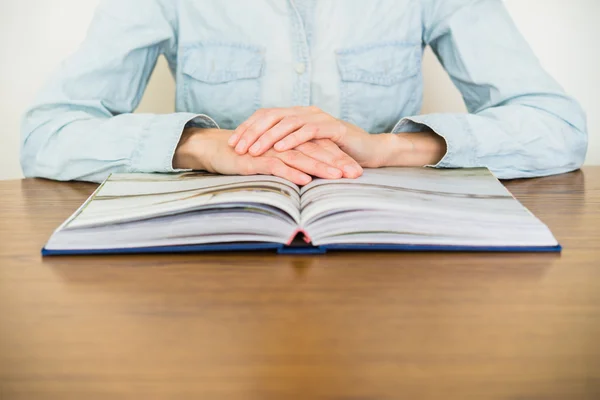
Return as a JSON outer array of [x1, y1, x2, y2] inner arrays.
[[288, 0, 312, 106]]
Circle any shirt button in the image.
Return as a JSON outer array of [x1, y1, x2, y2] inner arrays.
[[295, 62, 306, 75]]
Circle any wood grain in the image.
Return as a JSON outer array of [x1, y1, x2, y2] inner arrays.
[[1, 170, 599, 400]]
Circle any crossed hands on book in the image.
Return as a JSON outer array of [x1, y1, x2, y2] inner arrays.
[[173, 106, 447, 185]]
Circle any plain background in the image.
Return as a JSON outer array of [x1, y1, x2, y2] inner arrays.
[[1, 0, 598, 180]]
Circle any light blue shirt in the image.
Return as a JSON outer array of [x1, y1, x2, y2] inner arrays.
[[21, 0, 588, 182]]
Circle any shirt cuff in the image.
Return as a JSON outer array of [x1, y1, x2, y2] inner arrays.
[[391, 114, 478, 168], [130, 113, 219, 173]]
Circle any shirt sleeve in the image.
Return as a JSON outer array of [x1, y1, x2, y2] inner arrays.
[[20, 0, 218, 183], [394, 0, 588, 179]]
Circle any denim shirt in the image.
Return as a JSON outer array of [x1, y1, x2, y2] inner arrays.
[[21, 0, 588, 182]]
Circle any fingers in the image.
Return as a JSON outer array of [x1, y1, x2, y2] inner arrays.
[[246, 116, 304, 156], [231, 110, 285, 155], [247, 113, 331, 157], [309, 139, 363, 178], [274, 121, 346, 152], [228, 108, 279, 149], [273, 149, 343, 180], [228, 118, 257, 147], [243, 156, 312, 186], [229, 108, 281, 147], [229, 107, 313, 154]]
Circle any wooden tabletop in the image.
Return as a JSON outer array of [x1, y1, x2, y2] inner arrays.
[[1, 169, 599, 400]]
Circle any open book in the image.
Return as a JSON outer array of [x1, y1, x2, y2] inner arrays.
[[42, 167, 561, 255]]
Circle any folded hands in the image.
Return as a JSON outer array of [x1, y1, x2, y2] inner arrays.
[[174, 106, 446, 185]]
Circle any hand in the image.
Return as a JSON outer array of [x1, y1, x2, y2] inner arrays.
[[173, 128, 363, 185], [228, 106, 381, 168], [227, 106, 447, 168]]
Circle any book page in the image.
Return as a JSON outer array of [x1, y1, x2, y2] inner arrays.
[[300, 168, 558, 247], [46, 208, 297, 250], [47, 172, 301, 251], [66, 172, 301, 229], [102, 172, 300, 197], [301, 167, 509, 198]]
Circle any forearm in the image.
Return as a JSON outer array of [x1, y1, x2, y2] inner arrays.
[[21, 109, 214, 182], [420, 0, 587, 178], [393, 102, 587, 178], [19, 0, 188, 182], [372, 131, 447, 168], [173, 127, 228, 171]]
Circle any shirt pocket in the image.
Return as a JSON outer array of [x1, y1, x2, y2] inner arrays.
[[336, 42, 422, 133], [180, 43, 264, 129]]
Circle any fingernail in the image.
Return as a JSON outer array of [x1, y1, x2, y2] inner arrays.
[[235, 139, 247, 153], [274, 140, 287, 151], [343, 165, 357, 177], [327, 167, 342, 178], [249, 142, 261, 155], [228, 134, 239, 146]]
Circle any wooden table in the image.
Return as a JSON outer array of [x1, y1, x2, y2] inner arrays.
[[1, 169, 599, 400]]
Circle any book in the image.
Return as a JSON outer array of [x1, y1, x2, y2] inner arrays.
[[42, 167, 561, 255]]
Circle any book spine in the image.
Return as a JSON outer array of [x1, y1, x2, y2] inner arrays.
[[286, 229, 312, 245]]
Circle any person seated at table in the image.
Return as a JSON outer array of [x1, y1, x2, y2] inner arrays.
[[21, 0, 587, 185]]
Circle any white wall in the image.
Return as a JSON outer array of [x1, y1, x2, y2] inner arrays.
[[1, 0, 598, 180]]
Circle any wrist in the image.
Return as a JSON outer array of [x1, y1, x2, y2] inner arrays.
[[371, 133, 413, 168], [375, 132, 447, 167], [409, 131, 447, 166], [173, 128, 221, 171]]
